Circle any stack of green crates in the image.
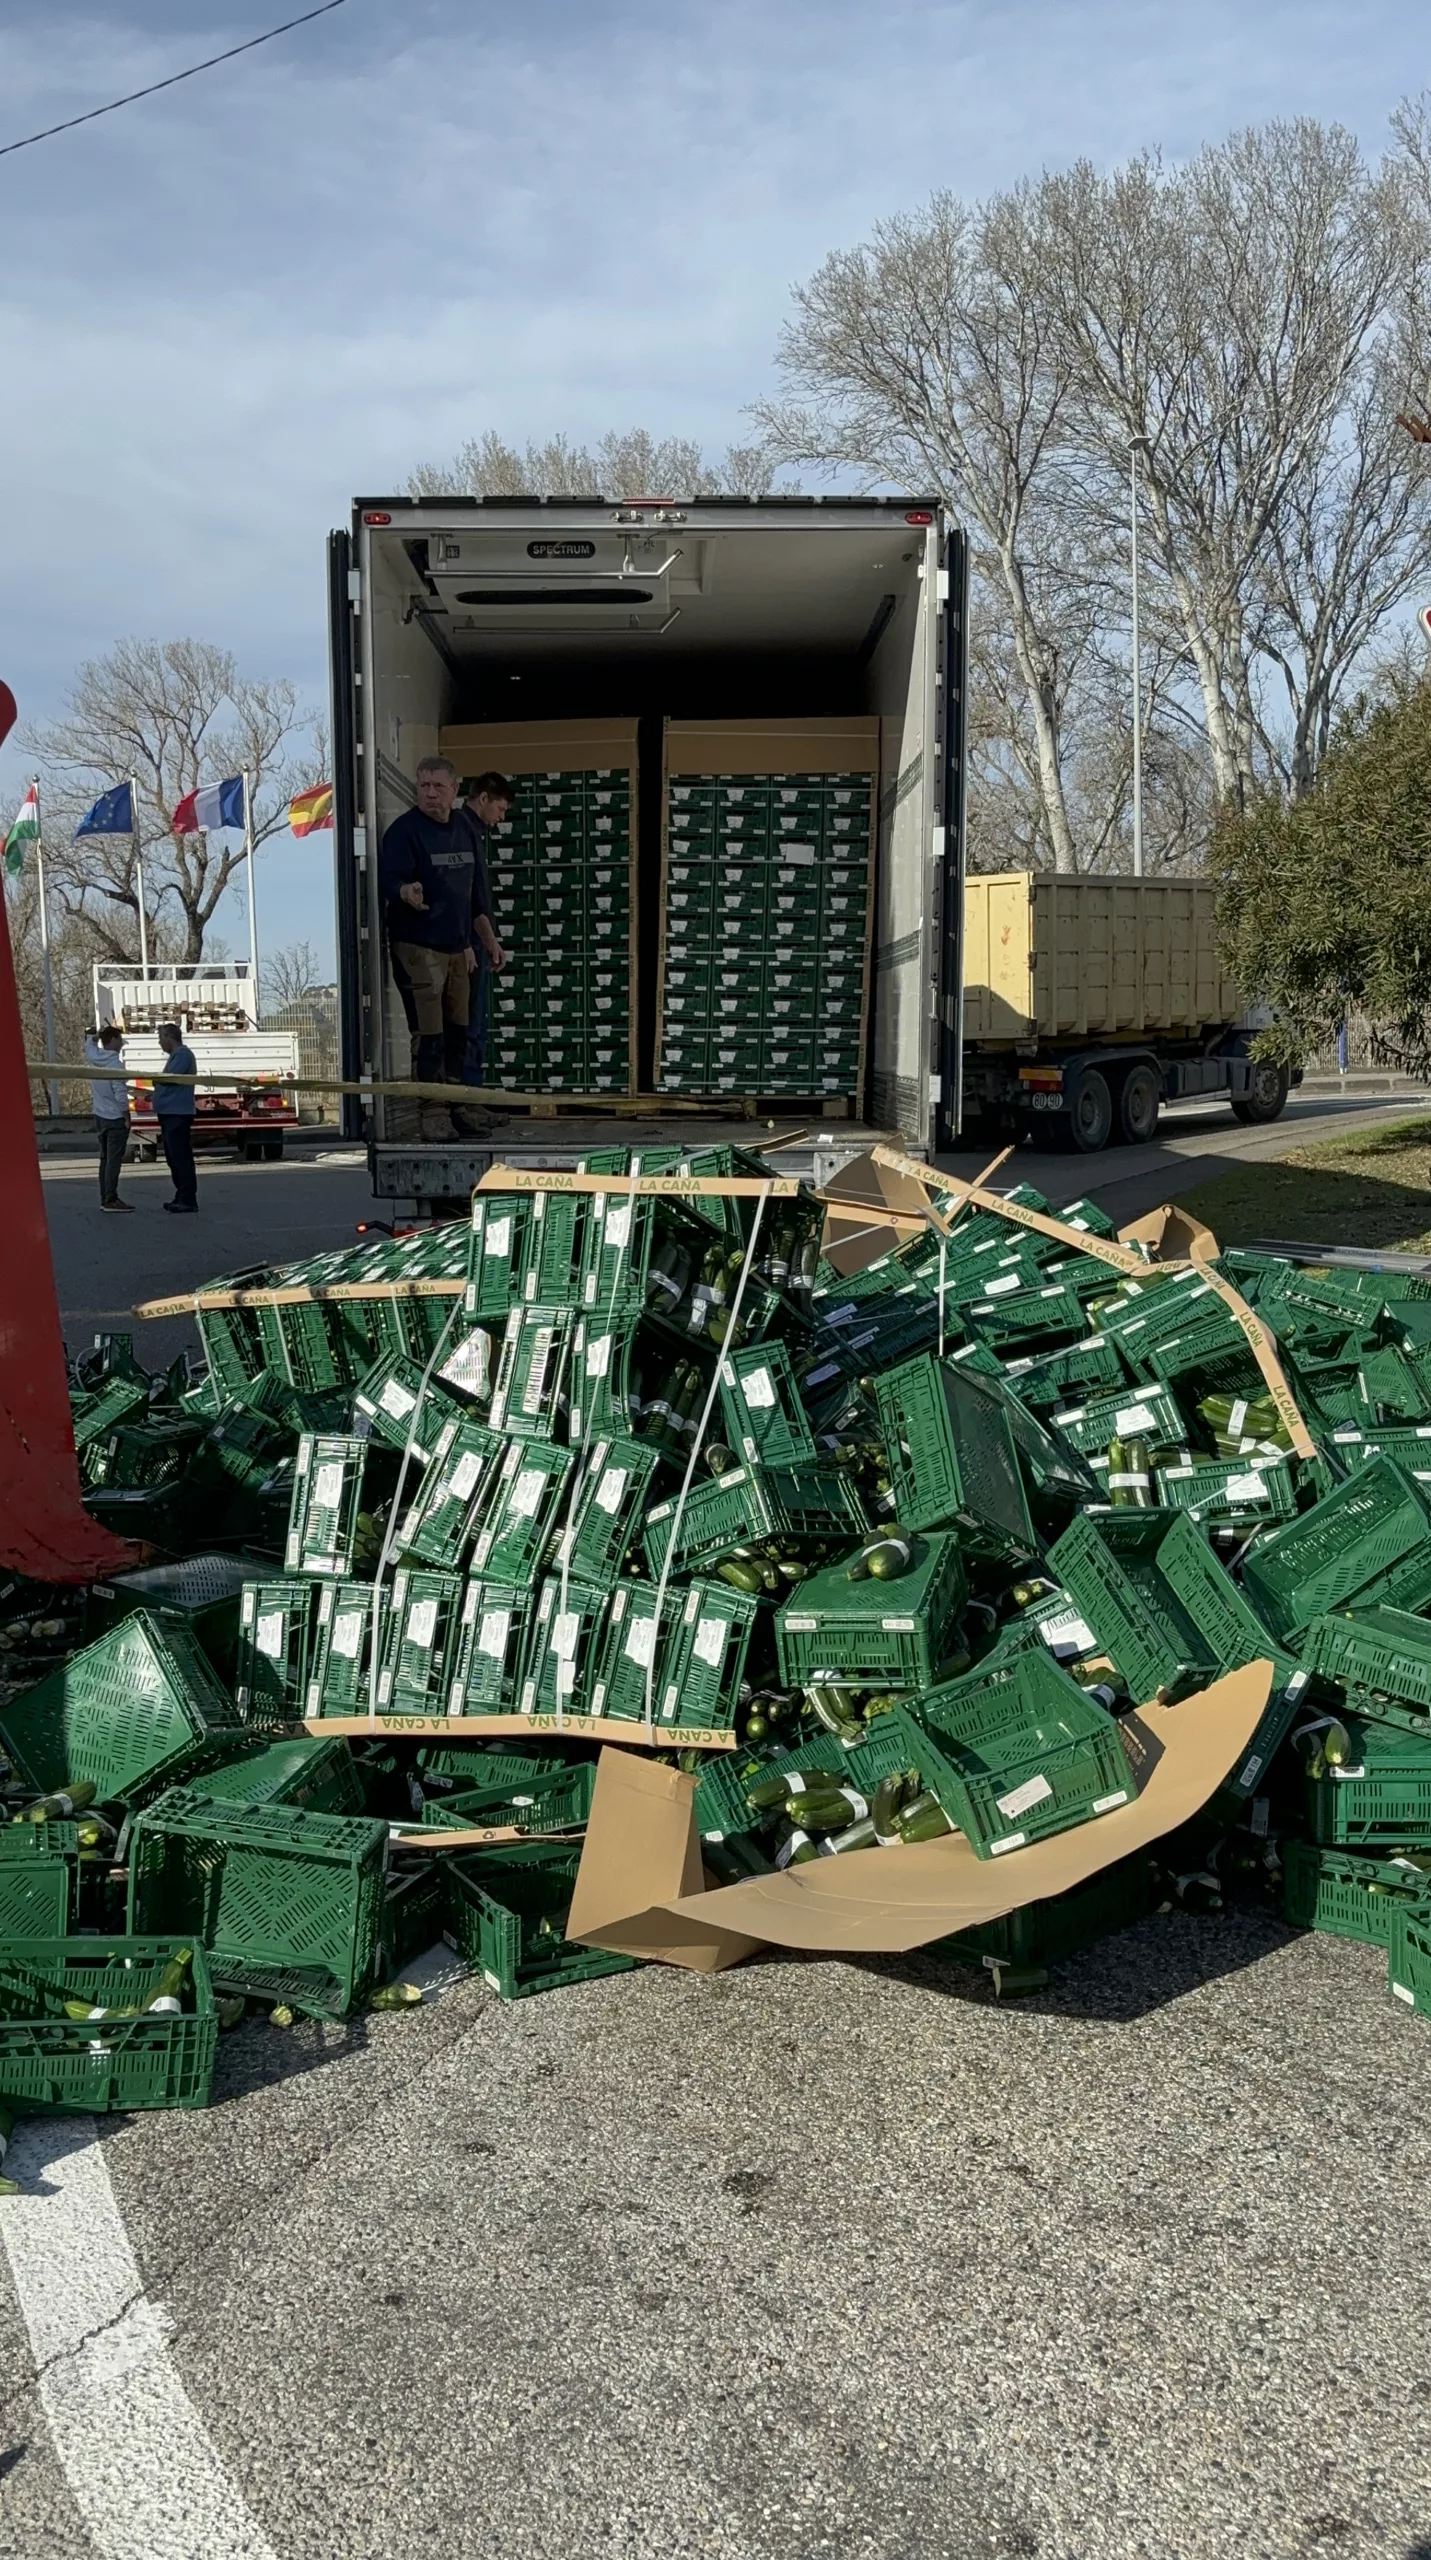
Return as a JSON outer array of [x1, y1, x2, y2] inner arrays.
[[483, 766, 633, 1093], [657, 769, 872, 1099]]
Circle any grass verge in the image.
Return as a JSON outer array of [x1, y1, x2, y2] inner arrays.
[[1177, 1116, 1431, 1252]]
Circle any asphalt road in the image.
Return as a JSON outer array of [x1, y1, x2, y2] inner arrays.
[[10, 1088, 1431, 2560]]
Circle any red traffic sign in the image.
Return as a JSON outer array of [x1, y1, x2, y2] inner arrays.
[[1422, 608, 1431, 644], [0, 684, 15, 752]]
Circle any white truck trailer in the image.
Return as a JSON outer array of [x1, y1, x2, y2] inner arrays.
[[95, 963, 299, 1160]]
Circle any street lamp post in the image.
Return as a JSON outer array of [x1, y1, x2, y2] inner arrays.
[[1130, 439, 1147, 879]]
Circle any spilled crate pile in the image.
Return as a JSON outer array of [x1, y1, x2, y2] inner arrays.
[[8, 1153, 1431, 2142]]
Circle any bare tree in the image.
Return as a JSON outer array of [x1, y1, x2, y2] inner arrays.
[[29, 640, 322, 965], [410, 427, 781, 500], [261, 938, 326, 1012], [1040, 122, 1424, 806], [755, 191, 1115, 871]]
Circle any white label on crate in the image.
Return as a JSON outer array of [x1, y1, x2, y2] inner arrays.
[[1037, 1608, 1097, 1656], [594, 1466, 629, 1515], [984, 1273, 1022, 1297], [477, 1608, 511, 1662], [449, 1450, 485, 1501], [1092, 1789, 1130, 1814], [522, 1328, 556, 1414], [1393, 1979, 1416, 2004], [508, 1469, 545, 1520], [996, 1773, 1054, 1820], [824, 1303, 858, 1327], [408, 1598, 439, 1650], [624, 1615, 658, 1667], [604, 1204, 632, 1251], [989, 1832, 1027, 1855], [377, 1668, 394, 1705], [805, 1362, 841, 1388], [1237, 1754, 1264, 1788], [693, 1616, 728, 1669], [519, 1678, 536, 1715], [332, 1610, 364, 1660], [783, 1614, 818, 1634], [485, 1217, 512, 1259], [379, 1380, 417, 1420], [1225, 1473, 1270, 1501], [585, 1333, 612, 1379], [881, 1616, 917, 1635], [255, 1611, 286, 1660], [742, 1365, 777, 1410], [313, 1462, 344, 1511], [1115, 1402, 1157, 1433]]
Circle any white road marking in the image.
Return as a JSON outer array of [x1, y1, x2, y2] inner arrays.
[[2, 2115, 279, 2560]]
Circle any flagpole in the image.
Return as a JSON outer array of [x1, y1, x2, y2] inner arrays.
[[242, 769, 260, 1024], [32, 777, 58, 1116], [131, 776, 148, 980]]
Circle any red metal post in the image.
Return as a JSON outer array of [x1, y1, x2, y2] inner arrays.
[[0, 682, 140, 1579]]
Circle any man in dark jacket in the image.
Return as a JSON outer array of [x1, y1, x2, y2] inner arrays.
[[379, 755, 503, 1139], [155, 1021, 199, 1213], [460, 770, 514, 1093]]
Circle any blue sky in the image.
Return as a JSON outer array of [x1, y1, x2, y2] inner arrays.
[[0, 0, 1425, 971]]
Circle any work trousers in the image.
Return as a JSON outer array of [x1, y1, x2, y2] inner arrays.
[[96, 1115, 129, 1205], [160, 1117, 198, 1208], [390, 940, 470, 1084]]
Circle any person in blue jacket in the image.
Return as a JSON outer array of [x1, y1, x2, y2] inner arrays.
[[155, 1021, 199, 1214], [379, 755, 504, 1140]]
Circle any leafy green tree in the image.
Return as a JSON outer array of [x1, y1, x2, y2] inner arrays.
[[1210, 676, 1431, 1068]]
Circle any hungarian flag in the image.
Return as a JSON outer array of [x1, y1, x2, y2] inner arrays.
[[2, 785, 38, 876], [172, 775, 245, 833], [289, 782, 334, 836]]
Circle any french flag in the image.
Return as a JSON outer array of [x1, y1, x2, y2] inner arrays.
[[172, 775, 246, 834]]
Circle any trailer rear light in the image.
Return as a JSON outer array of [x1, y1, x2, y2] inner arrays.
[[362, 510, 392, 526], [904, 510, 934, 525]]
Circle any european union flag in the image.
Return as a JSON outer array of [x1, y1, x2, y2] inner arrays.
[[75, 782, 134, 838]]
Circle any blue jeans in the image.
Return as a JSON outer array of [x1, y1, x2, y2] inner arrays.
[[462, 955, 490, 1086]]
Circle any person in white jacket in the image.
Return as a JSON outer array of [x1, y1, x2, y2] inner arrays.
[[84, 1022, 132, 1212]]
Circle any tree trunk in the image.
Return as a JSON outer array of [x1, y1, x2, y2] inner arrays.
[[1001, 547, 1080, 871]]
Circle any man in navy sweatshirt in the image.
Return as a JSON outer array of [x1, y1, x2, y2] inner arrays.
[[379, 755, 504, 1140]]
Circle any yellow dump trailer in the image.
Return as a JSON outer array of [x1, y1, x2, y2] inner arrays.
[[961, 871, 1289, 1153]]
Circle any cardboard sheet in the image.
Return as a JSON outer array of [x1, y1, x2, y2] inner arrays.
[[815, 1146, 950, 1273], [567, 1661, 1273, 1970]]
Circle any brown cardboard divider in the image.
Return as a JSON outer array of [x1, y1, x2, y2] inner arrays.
[[815, 1146, 949, 1275], [567, 1661, 1273, 1971], [1117, 1202, 1220, 1262]]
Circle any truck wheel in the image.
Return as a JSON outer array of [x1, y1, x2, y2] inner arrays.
[[1117, 1064, 1160, 1145], [1060, 1069, 1113, 1153], [1231, 1061, 1291, 1125], [261, 1139, 284, 1161]]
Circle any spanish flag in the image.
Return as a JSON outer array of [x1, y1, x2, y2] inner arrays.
[[288, 782, 334, 837]]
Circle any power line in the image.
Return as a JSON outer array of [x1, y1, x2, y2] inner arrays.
[[0, 1, 352, 160]]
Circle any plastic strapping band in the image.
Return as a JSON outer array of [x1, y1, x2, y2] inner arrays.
[[364, 1286, 465, 1729], [641, 1183, 771, 1734], [553, 1156, 644, 1728]]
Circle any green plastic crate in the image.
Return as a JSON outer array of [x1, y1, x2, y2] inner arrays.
[[1046, 1514, 1218, 1706], [441, 1842, 634, 2001], [1240, 1458, 1431, 1643], [1154, 1454, 1298, 1528], [775, 1531, 968, 1691], [656, 1578, 762, 1729], [519, 1576, 611, 1718], [284, 1434, 371, 1577], [0, 1938, 217, 2114], [1388, 1902, 1431, 2020], [352, 1353, 464, 1461], [578, 1190, 711, 1320], [894, 1653, 1134, 1859], [383, 1863, 444, 1970], [421, 1760, 596, 1834], [566, 1315, 645, 1441], [395, 1417, 504, 1569], [1326, 1423, 1431, 1483], [235, 1578, 316, 1718], [91, 1550, 254, 1684], [194, 1735, 363, 1815], [488, 1303, 576, 1439], [1002, 1331, 1129, 1412], [1305, 1711, 1431, 1849], [470, 1438, 576, 1582], [717, 1342, 816, 1469], [588, 1581, 684, 1724], [964, 1281, 1087, 1351], [518, 1186, 590, 1303], [932, 1849, 1155, 1971], [1282, 1838, 1431, 1947], [641, 1461, 866, 1578], [465, 1193, 535, 1319], [873, 1355, 1035, 1557], [375, 1570, 465, 1716], [70, 1371, 150, 1449], [1300, 1605, 1431, 1735], [555, 1435, 659, 1581], [447, 1580, 535, 1716], [1048, 1380, 1186, 1458], [127, 1791, 390, 2019], [304, 1580, 383, 1716], [0, 1612, 238, 1804], [0, 1822, 76, 1936]]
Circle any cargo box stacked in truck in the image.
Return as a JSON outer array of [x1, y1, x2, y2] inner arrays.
[[960, 872, 1290, 1153], [328, 499, 964, 1199]]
